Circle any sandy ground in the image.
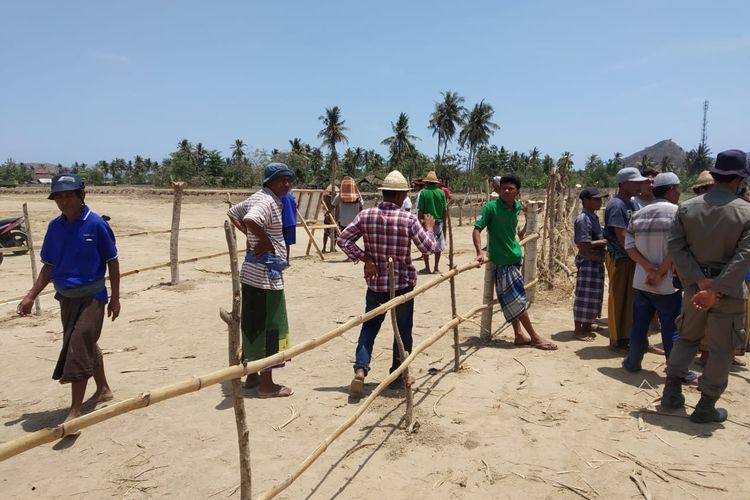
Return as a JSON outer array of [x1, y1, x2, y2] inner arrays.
[[1, 190, 749, 500]]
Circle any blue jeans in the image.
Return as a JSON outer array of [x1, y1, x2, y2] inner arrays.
[[354, 286, 414, 374], [623, 290, 682, 372]]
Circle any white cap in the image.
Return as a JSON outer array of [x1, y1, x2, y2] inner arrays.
[[653, 172, 680, 188]]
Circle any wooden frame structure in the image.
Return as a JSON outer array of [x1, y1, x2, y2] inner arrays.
[[293, 189, 340, 261]]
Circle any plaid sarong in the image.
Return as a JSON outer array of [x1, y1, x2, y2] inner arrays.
[[340, 176, 361, 203], [54, 297, 105, 383], [495, 264, 528, 322], [573, 257, 605, 323]]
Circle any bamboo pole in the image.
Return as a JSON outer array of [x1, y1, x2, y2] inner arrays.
[[22, 203, 41, 315], [257, 301, 494, 500], [522, 202, 541, 303], [447, 212, 460, 372], [170, 181, 185, 285], [479, 260, 496, 341], [0, 249, 240, 306], [546, 171, 557, 286], [388, 258, 412, 428], [0, 260, 483, 462], [119, 225, 223, 238], [219, 221, 252, 500]]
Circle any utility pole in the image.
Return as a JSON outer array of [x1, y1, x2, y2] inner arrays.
[[700, 100, 709, 149]]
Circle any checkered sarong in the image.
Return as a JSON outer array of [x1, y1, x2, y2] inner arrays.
[[495, 264, 528, 322], [573, 257, 605, 323]]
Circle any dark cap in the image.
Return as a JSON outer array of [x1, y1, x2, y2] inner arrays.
[[710, 149, 748, 177], [262, 162, 294, 185], [48, 174, 84, 200], [579, 187, 609, 200]]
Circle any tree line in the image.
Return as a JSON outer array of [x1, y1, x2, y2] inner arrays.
[[1, 91, 714, 191]]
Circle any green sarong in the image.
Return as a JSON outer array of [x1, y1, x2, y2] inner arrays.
[[241, 283, 290, 369]]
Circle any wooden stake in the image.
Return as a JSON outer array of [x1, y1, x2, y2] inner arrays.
[[479, 260, 495, 341], [522, 201, 541, 303], [169, 181, 186, 285], [22, 203, 41, 314], [219, 221, 252, 500], [388, 258, 412, 428], [0, 260, 484, 462], [447, 212, 460, 371]]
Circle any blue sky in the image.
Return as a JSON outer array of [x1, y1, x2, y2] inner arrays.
[[2, 1, 749, 168]]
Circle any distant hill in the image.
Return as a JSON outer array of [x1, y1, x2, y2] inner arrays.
[[622, 139, 687, 171]]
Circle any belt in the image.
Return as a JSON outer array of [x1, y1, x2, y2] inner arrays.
[[699, 266, 723, 278]]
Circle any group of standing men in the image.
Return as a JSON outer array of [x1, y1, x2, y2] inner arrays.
[[19, 151, 747, 428], [573, 150, 750, 423]]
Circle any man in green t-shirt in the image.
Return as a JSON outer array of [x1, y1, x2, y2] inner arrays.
[[472, 174, 557, 350], [417, 171, 448, 273]]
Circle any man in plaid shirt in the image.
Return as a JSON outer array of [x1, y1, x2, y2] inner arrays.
[[337, 170, 438, 397]]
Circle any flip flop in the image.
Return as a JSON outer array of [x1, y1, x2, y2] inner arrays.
[[733, 357, 747, 367], [513, 340, 532, 346], [573, 331, 595, 342], [530, 341, 558, 351], [349, 377, 365, 397], [257, 386, 293, 399]]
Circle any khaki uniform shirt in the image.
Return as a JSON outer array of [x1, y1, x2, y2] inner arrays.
[[668, 185, 750, 299]]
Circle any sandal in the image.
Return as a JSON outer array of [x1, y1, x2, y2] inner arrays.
[[257, 386, 293, 399], [349, 377, 365, 397]]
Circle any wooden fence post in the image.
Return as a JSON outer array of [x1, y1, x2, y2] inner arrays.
[[447, 213, 461, 371], [219, 220, 252, 500], [388, 258, 413, 429], [170, 182, 185, 285], [523, 201, 541, 303], [22, 203, 41, 314], [479, 260, 495, 341]]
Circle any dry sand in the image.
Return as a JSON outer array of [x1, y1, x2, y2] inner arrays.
[[0, 190, 749, 499]]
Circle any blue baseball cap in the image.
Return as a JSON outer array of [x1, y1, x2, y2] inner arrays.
[[262, 163, 294, 185], [48, 174, 84, 199]]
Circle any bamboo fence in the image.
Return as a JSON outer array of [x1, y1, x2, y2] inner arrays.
[[0, 205, 544, 499], [0, 259, 483, 462]]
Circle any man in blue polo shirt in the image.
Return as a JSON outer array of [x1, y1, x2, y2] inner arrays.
[[17, 174, 120, 423]]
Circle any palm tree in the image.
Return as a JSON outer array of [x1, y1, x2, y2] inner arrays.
[[231, 139, 246, 164], [458, 100, 500, 177], [194, 142, 206, 171], [178, 139, 193, 157], [381, 112, 419, 172], [288, 138, 304, 155], [428, 91, 467, 168], [318, 106, 349, 191]]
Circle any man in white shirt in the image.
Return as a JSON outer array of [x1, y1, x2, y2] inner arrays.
[[622, 173, 688, 374]]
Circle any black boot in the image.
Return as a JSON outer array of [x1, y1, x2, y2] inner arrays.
[[690, 394, 728, 423], [661, 376, 685, 409]]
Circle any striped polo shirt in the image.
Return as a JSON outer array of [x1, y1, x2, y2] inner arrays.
[[227, 188, 286, 290]]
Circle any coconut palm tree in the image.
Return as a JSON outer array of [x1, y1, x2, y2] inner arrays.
[[178, 139, 193, 157], [288, 138, 304, 155], [194, 142, 206, 171], [231, 139, 246, 164], [318, 106, 349, 191], [428, 91, 467, 167], [458, 100, 499, 177], [382, 112, 419, 171]]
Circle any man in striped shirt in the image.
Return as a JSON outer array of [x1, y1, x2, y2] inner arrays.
[[337, 170, 438, 397], [227, 163, 294, 398], [622, 172, 688, 375]]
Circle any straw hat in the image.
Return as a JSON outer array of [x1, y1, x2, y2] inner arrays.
[[423, 170, 440, 183], [692, 170, 713, 193], [378, 170, 410, 191]]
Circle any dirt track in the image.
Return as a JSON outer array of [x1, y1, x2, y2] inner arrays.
[[1, 191, 748, 499]]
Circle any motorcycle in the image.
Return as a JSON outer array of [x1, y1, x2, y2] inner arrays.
[[0, 216, 29, 265]]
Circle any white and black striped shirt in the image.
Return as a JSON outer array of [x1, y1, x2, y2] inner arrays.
[[227, 188, 286, 290]]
